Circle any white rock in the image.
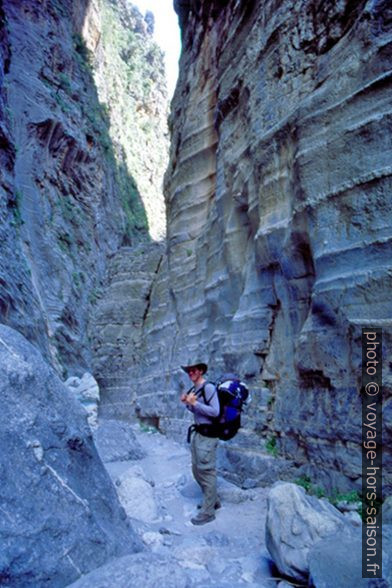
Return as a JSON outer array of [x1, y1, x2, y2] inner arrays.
[[65, 372, 100, 429], [142, 531, 164, 550], [66, 372, 100, 402], [343, 511, 362, 526], [116, 472, 159, 523], [173, 544, 213, 569]]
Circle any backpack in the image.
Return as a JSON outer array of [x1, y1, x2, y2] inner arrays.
[[201, 375, 250, 441]]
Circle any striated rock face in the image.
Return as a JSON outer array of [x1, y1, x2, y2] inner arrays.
[[89, 242, 164, 421], [0, 0, 167, 377], [127, 0, 392, 493], [0, 2, 50, 358], [0, 325, 142, 586]]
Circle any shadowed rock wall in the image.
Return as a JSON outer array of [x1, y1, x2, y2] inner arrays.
[[0, 0, 167, 377], [129, 0, 392, 493]]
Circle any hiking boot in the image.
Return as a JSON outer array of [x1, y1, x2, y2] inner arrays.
[[191, 512, 216, 526], [197, 500, 221, 510]]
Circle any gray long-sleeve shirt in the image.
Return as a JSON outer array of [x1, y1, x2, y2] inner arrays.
[[187, 381, 220, 425]]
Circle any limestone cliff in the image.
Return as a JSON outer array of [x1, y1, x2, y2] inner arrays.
[[123, 0, 392, 493], [0, 0, 168, 376]]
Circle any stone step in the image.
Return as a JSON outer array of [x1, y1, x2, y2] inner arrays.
[[225, 427, 268, 451], [218, 442, 296, 489], [98, 402, 134, 421]]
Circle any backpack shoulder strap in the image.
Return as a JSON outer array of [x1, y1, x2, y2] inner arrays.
[[194, 383, 206, 402], [199, 381, 217, 405]]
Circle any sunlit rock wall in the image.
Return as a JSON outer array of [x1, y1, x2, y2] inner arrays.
[[132, 0, 392, 493], [91, 0, 169, 240]]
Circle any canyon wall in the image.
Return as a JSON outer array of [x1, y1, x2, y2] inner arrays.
[[0, 0, 167, 377], [125, 0, 392, 494], [0, 3, 167, 584]]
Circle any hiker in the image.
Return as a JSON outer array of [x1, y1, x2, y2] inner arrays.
[[180, 361, 221, 525]]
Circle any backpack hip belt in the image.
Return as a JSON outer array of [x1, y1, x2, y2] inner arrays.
[[187, 423, 219, 443]]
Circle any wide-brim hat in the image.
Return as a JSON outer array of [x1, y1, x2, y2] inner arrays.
[[181, 362, 208, 375]]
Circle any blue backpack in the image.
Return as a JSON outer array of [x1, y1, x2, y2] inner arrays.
[[201, 375, 250, 441]]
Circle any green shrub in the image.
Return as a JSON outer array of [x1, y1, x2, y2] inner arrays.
[[265, 436, 279, 457], [139, 423, 159, 434], [72, 272, 85, 290], [294, 475, 312, 492], [58, 232, 72, 252], [53, 91, 71, 113], [10, 189, 24, 227], [294, 477, 362, 516], [72, 33, 92, 65], [58, 72, 72, 94], [88, 289, 100, 305], [330, 489, 361, 506]]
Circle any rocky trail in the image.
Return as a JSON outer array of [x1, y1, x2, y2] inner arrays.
[[68, 423, 289, 588], [66, 419, 392, 588]]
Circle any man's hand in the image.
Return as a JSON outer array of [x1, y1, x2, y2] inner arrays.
[[185, 392, 197, 406], [181, 392, 197, 406]]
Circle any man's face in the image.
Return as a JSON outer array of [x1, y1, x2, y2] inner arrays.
[[188, 367, 203, 382]]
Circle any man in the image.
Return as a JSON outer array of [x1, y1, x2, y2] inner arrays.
[[180, 361, 220, 525]]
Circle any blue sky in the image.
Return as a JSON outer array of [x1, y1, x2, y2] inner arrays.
[[132, 0, 182, 98]]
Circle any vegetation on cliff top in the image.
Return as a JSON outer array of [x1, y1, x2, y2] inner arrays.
[[96, 0, 169, 240]]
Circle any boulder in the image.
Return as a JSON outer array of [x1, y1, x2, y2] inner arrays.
[[308, 524, 392, 587], [217, 444, 296, 489], [114, 470, 160, 523], [177, 472, 261, 507], [66, 372, 100, 429], [265, 482, 347, 581], [93, 419, 145, 462], [177, 475, 202, 500], [67, 552, 189, 588], [141, 531, 165, 550], [218, 476, 259, 504], [0, 325, 142, 587]]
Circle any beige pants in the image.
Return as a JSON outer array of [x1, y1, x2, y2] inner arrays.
[[191, 431, 219, 515]]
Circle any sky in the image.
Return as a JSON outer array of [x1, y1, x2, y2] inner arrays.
[[132, 0, 182, 98]]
